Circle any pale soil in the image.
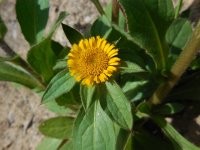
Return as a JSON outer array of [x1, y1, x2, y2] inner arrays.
[[0, 0, 199, 150]]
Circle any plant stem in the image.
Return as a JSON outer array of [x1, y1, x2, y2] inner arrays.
[[112, 0, 119, 24], [175, 0, 183, 19], [149, 21, 200, 105], [0, 40, 16, 57], [90, 0, 105, 15], [0, 40, 45, 89]]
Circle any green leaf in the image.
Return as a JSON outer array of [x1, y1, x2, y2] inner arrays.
[[62, 24, 84, 45], [154, 103, 184, 115], [39, 117, 74, 139], [0, 16, 7, 39], [80, 85, 96, 110], [120, 61, 145, 74], [105, 80, 133, 129], [119, 0, 174, 70], [36, 137, 61, 150], [133, 129, 174, 150], [153, 116, 200, 150], [115, 127, 131, 150], [121, 77, 158, 102], [42, 70, 76, 103], [166, 18, 192, 49], [48, 12, 68, 37], [27, 12, 67, 83], [16, 0, 49, 45], [90, 0, 105, 15], [0, 62, 42, 89], [51, 40, 64, 58], [45, 100, 74, 115], [90, 15, 112, 38], [124, 135, 132, 150], [58, 141, 73, 150], [73, 101, 116, 150], [27, 37, 56, 83]]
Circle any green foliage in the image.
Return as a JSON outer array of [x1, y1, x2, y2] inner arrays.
[[42, 70, 76, 103], [0, 62, 42, 89], [16, 0, 49, 45], [1, 0, 200, 150], [62, 24, 84, 45], [39, 116, 74, 139], [119, 0, 174, 70], [73, 102, 116, 150], [36, 137, 61, 150], [154, 116, 200, 150], [106, 81, 133, 129]]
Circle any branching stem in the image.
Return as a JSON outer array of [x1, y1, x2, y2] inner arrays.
[[149, 21, 200, 104]]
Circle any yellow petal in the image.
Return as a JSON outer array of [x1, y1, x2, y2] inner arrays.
[[94, 75, 100, 83], [89, 37, 95, 47], [79, 40, 85, 50], [105, 45, 115, 53], [101, 40, 107, 50], [107, 66, 117, 72], [108, 57, 120, 64], [108, 49, 119, 57], [103, 70, 112, 77], [99, 73, 108, 82]]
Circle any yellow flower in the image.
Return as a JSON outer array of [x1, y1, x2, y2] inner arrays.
[[67, 36, 120, 86]]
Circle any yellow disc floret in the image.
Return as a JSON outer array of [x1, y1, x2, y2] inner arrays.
[[67, 36, 120, 86]]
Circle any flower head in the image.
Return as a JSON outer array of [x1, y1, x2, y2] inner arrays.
[[67, 36, 120, 86]]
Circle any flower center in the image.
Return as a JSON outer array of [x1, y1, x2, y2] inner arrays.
[[79, 48, 109, 76]]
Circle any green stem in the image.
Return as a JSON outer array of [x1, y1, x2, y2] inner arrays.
[[90, 0, 105, 15], [112, 0, 119, 24], [149, 21, 200, 105], [175, 0, 183, 19]]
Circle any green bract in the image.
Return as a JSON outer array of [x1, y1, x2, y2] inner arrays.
[[0, 0, 200, 150]]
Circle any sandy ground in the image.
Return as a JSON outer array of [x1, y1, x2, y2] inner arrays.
[[0, 0, 200, 150]]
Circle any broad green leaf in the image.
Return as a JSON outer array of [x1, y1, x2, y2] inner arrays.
[[73, 101, 116, 150], [39, 117, 74, 139], [36, 137, 61, 150], [45, 100, 74, 115], [90, 0, 105, 15], [51, 40, 64, 58], [90, 15, 112, 38], [62, 24, 84, 45], [105, 80, 133, 129], [53, 59, 67, 73], [48, 12, 68, 37], [119, 0, 174, 70], [107, 25, 150, 70], [133, 129, 174, 150], [80, 85, 96, 110], [120, 61, 145, 74], [0, 16, 7, 39], [153, 116, 200, 150], [59, 141, 73, 150], [0, 62, 43, 89], [42, 70, 76, 103], [166, 18, 192, 49], [115, 128, 131, 150], [27, 12, 67, 83], [16, 0, 49, 45], [121, 76, 158, 102], [154, 103, 184, 115], [27, 37, 56, 82], [124, 135, 132, 150]]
